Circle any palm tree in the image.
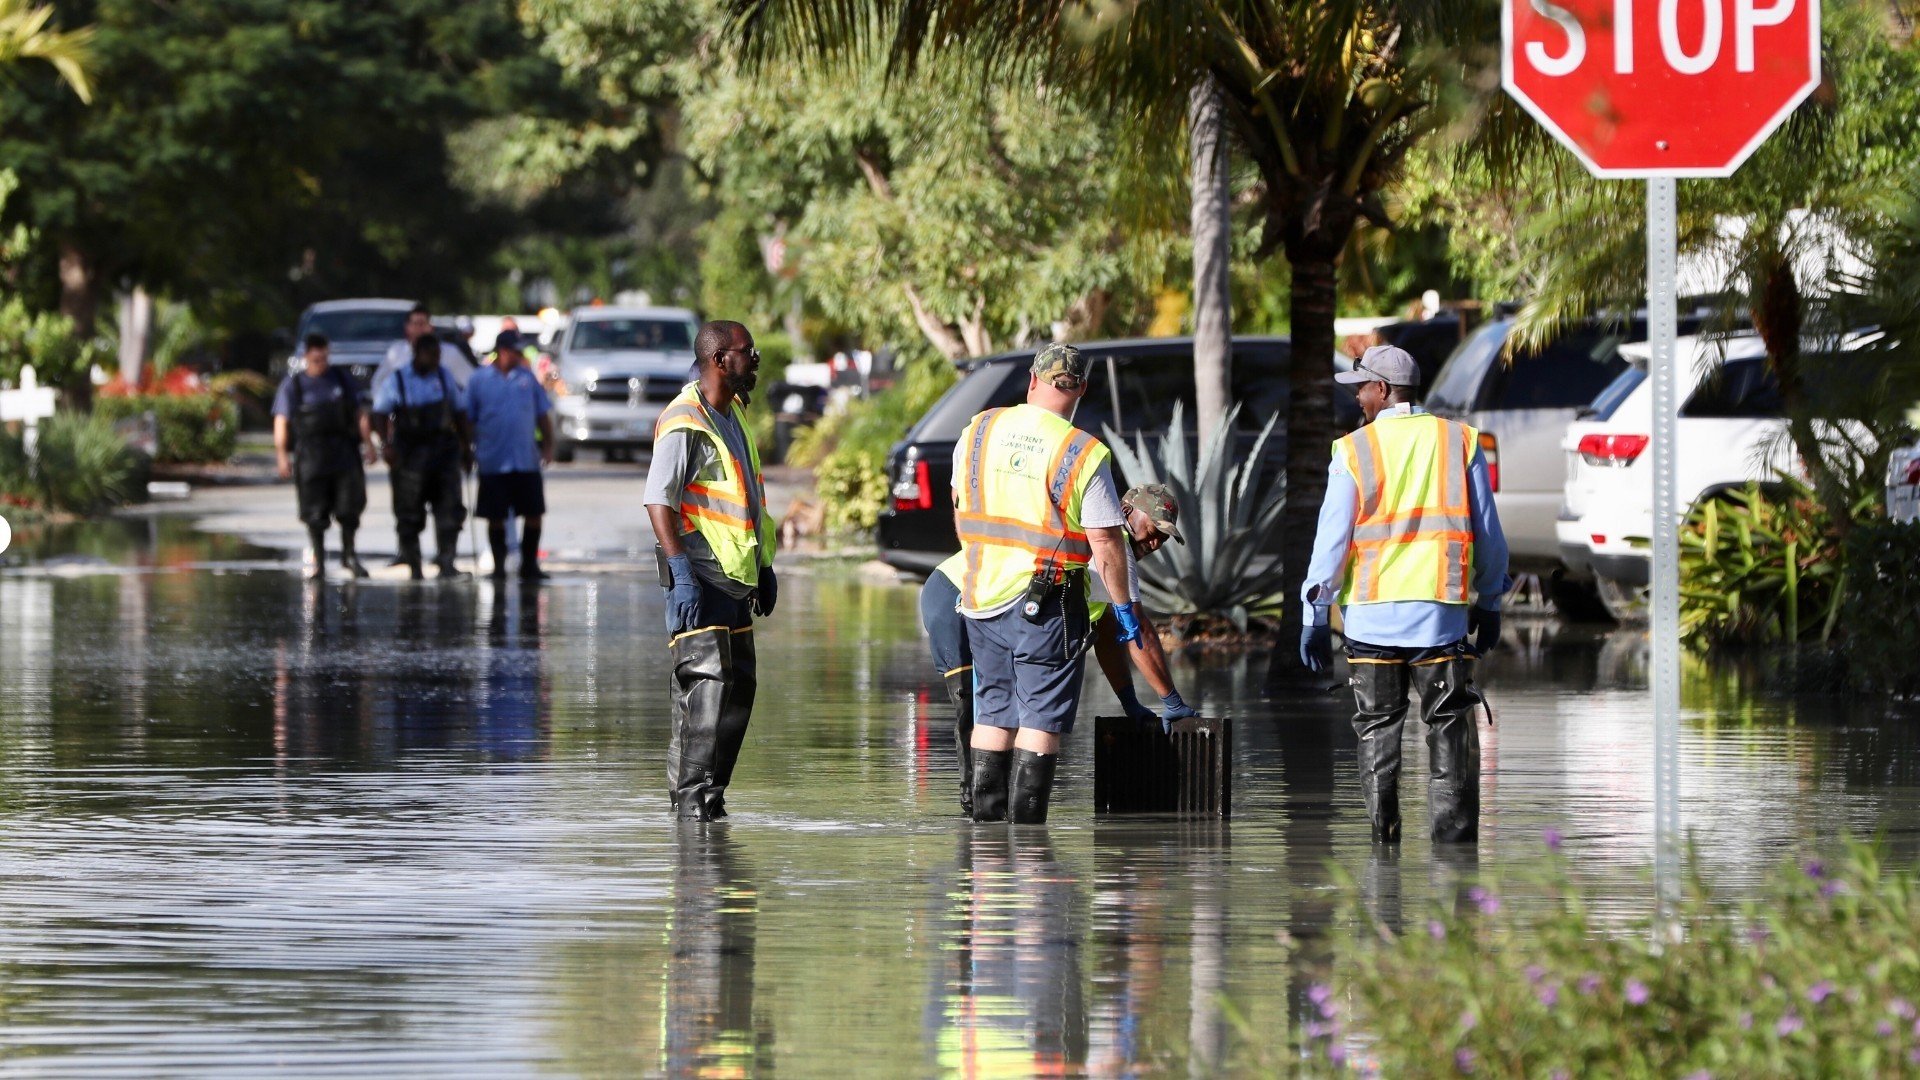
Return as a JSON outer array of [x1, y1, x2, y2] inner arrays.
[[1189, 76, 1232, 444], [0, 0, 93, 103], [728, 1, 1476, 633]]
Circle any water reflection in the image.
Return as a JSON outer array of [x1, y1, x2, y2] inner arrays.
[[666, 827, 773, 1076]]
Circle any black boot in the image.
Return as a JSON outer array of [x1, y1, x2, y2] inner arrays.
[[519, 520, 549, 581], [339, 527, 369, 578], [706, 627, 756, 819], [667, 627, 731, 820], [969, 748, 1011, 822], [943, 671, 976, 817], [1008, 749, 1059, 824], [1350, 660, 1410, 844], [399, 532, 425, 581], [435, 525, 470, 579], [1413, 656, 1482, 843], [489, 524, 509, 579], [306, 525, 327, 581]]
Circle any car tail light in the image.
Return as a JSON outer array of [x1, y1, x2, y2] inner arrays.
[[1591, 534, 1608, 545], [892, 458, 933, 511], [1479, 432, 1499, 492], [1578, 433, 1650, 467]]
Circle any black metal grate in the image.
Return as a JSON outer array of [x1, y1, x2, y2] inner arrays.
[[1093, 716, 1232, 818]]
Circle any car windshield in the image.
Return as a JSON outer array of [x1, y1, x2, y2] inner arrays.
[[913, 362, 1027, 443], [1425, 322, 1507, 412], [569, 319, 693, 352], [1582, 365, 1647, 420], [305, 309, 409, 344]]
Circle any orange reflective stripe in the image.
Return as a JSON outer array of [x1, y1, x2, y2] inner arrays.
[[1359, 423, 1387, 516], [963, 409, 1004, 514], [682, 503, 754, 530], [686, 481, 748, 509], [1054, 432, 1097, 528], [1351, 529, 1475, 549]]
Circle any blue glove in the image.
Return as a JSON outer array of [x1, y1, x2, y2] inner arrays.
[[1159, 690, 1198, 721], [1116, 684, 1157, 723], [1113, 602, 1144, 648], [1300, 624, 1333, 674], [1469, 606, 1501, 655], [753, 565, 778, 617], [665, 553, 701, 635]]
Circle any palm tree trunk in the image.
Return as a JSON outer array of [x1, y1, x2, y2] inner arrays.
[[57, 239, 97, 407], [1282, 255, 1338, 640], [1750, 255, 1848, 527], [1189, 77, 1232, 444]]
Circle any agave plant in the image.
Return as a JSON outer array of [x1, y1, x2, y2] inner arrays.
[[1104, 401, 1287, 631]]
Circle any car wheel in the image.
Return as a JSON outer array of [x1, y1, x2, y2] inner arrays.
[[1595, 575, 1649, 623], [1547, 571, 1615, 624]]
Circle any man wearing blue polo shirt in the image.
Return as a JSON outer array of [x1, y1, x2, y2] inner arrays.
[[468, 329, 555, 582]]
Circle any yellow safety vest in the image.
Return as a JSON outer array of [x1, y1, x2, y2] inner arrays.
[[953, 403, 1110, 612], [1335, 411, 1478, 606], [654, 383, 777, 586]]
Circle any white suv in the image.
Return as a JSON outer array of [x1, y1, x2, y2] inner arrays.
[[1558, 332, 1864, 618], [549, 306, 700, 463]]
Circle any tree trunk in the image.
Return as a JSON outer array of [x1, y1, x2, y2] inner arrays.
[[1751, 255, 1846, 527], [1189, 78, 1233, 444], [57, 240, 98, 407], [1280, 255, 1339, 648]]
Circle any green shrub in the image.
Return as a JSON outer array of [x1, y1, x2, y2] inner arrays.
[[1679, 478, 1873, 648], [798, 359, 957, 534], [94, 394, 238, 464], [1841, 520, 1920, 697], [1299, 839, 1920, 1078], [6, 411, 145, 514]]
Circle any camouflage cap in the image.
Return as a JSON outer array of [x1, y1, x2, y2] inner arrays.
[[1030, 342, 1089, 388], [1123, 483, 1183, 544]]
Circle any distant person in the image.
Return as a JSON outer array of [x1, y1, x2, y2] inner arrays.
[[917, 482, 1194, 816], [271, 332, 375, 580], [1298, 344, 1511, 844], [468, 329, 555, 582], [374, 303, 475, 392], [644, 320, 777, 821], [374, 333, 473, 580]]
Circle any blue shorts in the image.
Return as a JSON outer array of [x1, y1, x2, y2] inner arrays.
[[919, 570, 970, 677], [963, 584, 1089, 735]]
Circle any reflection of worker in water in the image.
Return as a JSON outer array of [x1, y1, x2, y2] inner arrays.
[[476, 591, 547, 760], [932, 830, 1087, 1074], [272, 332, 376, 580], [1298, 345, 1510, 843], [919, 483, 1195, 816], [664, 827, 772, 1076], [373, 333, 474, 580], [644, 320, 777, 821]]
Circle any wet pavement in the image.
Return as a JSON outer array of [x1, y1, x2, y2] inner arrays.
[[1, 517, 1919, 1075]]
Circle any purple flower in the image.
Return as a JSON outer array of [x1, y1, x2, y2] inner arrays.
[[1468, 886, 1501, 915], [1455, 1048, 1477, 1074], [1525, 964, 1547, 985], [1739, 1011, 1753, 1031], [1878, 1021, 1896, 1038], [1909, 1047, 1920, 1066], [1821, 880, 1844, 899], [1804, 859, 1826, 879], [1911, 1016, 1920, 1039], [1306, 1021, 1331, 1039], [1682, 1072, 1712, 1080], [1807, 981, 1834, 1004], [1537, 984, 1560, 1008], [1460, 1011, 1478, 1033], [1319, 999, 1338, 1019], [1551, 1071, 1569, 1080], [1625, 979, 1650, 1006], [1578, 974, 1601, 995], [1777, 1012, 1803, 1037], [1328, 1042, 1348, 1067], [1544, 827, 1563, 851], [1892, 999, 1915, 1020], [1309, 983, 1333, 1006], [1429, 919, 1447, 941], [1745, 926, 1770, 945]]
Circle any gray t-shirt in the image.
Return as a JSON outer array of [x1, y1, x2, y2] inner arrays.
[[643, 404, 759, 598]]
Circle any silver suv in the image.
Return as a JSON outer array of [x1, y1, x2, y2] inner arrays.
[[549, 306, 700, 463]]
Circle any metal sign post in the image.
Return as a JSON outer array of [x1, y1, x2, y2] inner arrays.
[[1646, 178, 1682, 905]]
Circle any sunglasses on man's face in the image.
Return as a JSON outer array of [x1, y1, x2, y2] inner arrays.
[[721, 347, 761, 364]]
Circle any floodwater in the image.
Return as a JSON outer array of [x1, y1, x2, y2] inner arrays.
[[1, 520, 1919, 1076]]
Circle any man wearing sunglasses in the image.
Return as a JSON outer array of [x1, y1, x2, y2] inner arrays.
[[1298, 344, 1510, 845], [645, 320, 778, 821]]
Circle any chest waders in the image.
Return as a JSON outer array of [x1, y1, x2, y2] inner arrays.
[[288, 369, 369, 579], [389, 370, 469, 579]]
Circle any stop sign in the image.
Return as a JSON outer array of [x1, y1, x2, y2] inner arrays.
[[1503, 0, 1821, 176]]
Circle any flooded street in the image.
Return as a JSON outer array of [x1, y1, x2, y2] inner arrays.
[[2, 522, 1919, 1076]]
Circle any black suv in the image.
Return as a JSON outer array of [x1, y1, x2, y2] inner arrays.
[[876, 336, 1309, 574]]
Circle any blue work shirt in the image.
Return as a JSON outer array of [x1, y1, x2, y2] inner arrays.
[[466, 362, 551, 476], [1301, 404, 1512, 648], [371, 364, 466, 416]]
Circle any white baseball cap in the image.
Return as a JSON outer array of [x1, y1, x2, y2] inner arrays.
[[1336, 344, 1421, 387]]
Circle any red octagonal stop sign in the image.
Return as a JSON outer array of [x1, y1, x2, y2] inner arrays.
[[1504, 0, 1821, 177]]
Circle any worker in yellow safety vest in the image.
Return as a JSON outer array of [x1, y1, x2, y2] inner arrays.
[[951, 342, 1140, 824], [1298, 344, 1511, 844], [644, 319, 778, 821]]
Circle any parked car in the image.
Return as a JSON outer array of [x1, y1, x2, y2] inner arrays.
[[876, 336, 1296, 574], [548, 306, 700, 463], [1558, 332, 1870, 619], [286, 299, 414, 387], [1891, 439, 1920, 525], [1423, 312, 1724, 607]]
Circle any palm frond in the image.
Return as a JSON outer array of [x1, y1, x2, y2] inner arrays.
[[0, 0, 93, 103]]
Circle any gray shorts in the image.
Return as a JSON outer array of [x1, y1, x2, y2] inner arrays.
[[964, 582, 1090, 735]]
